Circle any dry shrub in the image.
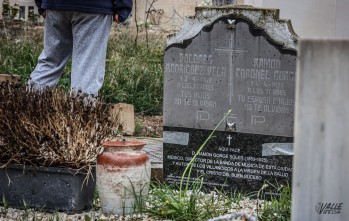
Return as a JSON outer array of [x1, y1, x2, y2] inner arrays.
[[0, 82, 117, 169]]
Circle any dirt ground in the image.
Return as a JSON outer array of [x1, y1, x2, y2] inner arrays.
[[134, 114, 163, 137]]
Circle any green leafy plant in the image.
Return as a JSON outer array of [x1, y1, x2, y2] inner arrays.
[[129, 180, 149, 215], [134, 118, 144, 136], [10, 3, 19, 18], [1, 0, 10, 15], [91, 187, 101, 211], [0, 194, 8, 217], [146, 178, 245, 221], [113, 176, 151, 217], [20, 200, 30, 220], [146, 179, 205, 220], [258, 182, 291, 221]]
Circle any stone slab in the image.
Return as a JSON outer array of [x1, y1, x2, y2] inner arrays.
[[111, 103, 135, 136], [129, 137, 163, 182], [0, 74, 20, 83], [164, 127, 292, 193], [292, 40, 349, 220], [164, 18, 296, 137]]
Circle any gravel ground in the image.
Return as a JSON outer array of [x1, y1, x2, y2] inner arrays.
[[0, 209, 155, 221], [0, 209, 257, 221], [0, 197, 261, 221]]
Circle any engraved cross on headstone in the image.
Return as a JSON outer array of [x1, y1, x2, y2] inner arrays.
[[215, 19, 248, 105], [227, 135, 233, 146]]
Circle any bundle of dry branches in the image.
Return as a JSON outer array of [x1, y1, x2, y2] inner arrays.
[[0, 82, 118, 169]]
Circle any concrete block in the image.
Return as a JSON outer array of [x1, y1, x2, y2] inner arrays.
[[292, 40, 349, 220], [111, 103, 135, 136], [0, 74, 20, 83], [151, 163, 163, 183]]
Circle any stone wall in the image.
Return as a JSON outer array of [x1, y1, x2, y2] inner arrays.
[[0, 0, 38, 21]]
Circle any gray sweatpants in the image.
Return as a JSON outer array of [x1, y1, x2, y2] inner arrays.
[[29, 10, 112, 95]]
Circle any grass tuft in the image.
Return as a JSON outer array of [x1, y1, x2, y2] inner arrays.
[[146, 179, 247, 221], [258, 182, 291, 221], [101, 28, 165, 115]]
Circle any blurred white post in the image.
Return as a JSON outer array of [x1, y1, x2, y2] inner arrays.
[[243, 0, 349, 38], [292, 39, 349, 220]]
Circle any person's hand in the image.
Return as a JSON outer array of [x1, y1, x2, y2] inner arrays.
[[113, 13, 119, 24]]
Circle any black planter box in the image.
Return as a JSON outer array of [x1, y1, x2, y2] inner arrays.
[[0, 164, 96, 212]]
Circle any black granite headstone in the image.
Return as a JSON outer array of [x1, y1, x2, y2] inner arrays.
[[163, 7, 297, 194]]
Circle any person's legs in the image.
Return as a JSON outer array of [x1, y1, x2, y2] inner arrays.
[[29, 10, 73, 89], [70, 12, 112, 95]]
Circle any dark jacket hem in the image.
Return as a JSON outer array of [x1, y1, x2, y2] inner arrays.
[[42, 5, 113, 15]]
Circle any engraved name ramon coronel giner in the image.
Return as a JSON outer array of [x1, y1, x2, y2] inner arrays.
[[315, 202, 343, 215]]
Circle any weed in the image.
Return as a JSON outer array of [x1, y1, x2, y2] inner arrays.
[[258, 182, 291, 221], [0, 194, 8, 217], [117, 175, 151, 216], [129, 181, 149, 215], [134, 118, 145, 136], [146, 178, 245, 221], [84, 214, 92, 221], [91, 187, 101, 211], [146, 181, 203, 220], [19, 200, 30, 221], [179, 110, 232, 197]]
